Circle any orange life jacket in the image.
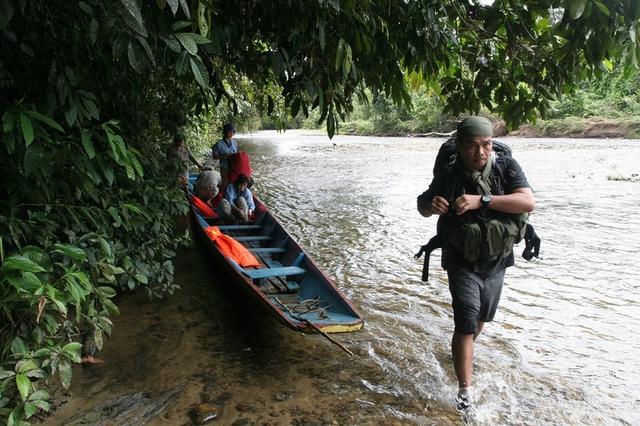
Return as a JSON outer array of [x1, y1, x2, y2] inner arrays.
[[204, 226, 261, 268], [191, 194, 217, 218]]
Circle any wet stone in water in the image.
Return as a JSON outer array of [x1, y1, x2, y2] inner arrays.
[[189, 403, 219, 425], [235, 403, 256, 413], [273, 391, 295, 402]]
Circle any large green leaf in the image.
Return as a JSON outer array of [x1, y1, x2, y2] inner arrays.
[[64, 102, 78, 126], [65, 278, 82, 305], [7, 271, 42, 293], [130, 153, 144, 177], [0, 369, 15, 380], [28, 390, 49, 402], [120, 0, 144, 28], [33, 399, 52, 412], [569, 0, 587, 19], [24, 402, 38, 419], [175, 32, 197, 55], [17, 360, 38, 374], [161, 35, 181, 52], [166, 0, 179, 15], [102, 298, 120, 315], [15, 373, 31, 401], [2, 255, 45, 273], [73, 271, 92, 290], [27, 110, 64, 132], [190, 56, 209, 88], [83, 98, 100, 120], [80, 129, 95, 159], [58, 359, 72, 389], [127, 40, 146, 74], [179, 0, 190, 18], [11, 337, 27, 356], [52, 244, 87, 261], [62, 342, 83, 353], [171, 20, 191, 31], [593, 1, 610, 16], [20, 113, 34, 146], [136, 36, 156, 66], [175, 51, 189, 76], [97, 286, 117, 298]]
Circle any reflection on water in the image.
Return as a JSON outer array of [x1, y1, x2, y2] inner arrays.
[[46, 131, 640, 425]]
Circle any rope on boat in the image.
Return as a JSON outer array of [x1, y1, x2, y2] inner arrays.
[[274, 297, 354, 357], [286, 297, 331, 319]]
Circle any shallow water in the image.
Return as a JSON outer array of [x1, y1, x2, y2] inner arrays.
[[46, 131, 640, 425], [243, 131, 640, 425]]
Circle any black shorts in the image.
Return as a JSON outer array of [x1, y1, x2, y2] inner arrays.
[[447, 262, 506, 334]]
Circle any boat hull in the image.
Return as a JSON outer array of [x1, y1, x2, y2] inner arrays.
[[188, 187, 364, 334]]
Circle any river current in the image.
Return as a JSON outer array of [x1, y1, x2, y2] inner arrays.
[[45, 131, 640, 425], [242, 131, 640, 425]]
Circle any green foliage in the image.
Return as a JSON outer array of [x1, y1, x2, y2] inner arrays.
[[305, 88, 454, 136], [0, 1, 193, 423], [547, 64, 640, 119]]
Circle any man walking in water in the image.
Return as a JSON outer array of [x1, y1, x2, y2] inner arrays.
[[417, 116, 535, 410]]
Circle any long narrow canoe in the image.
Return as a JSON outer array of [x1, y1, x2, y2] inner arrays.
[[187, 174, 364, 334]]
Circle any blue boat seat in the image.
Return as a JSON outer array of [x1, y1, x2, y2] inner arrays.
[[218, 224, 263, 231], [291, 252, 306, 266], [234, 236, 273, 242], [248, 247, 287, 254], [241, 266, 306, 280]]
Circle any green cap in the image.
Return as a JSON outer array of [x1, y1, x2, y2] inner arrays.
[[456, 116, 493, 140]]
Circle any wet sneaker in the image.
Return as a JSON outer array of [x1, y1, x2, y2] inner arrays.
[[456, 388, 473, 411]]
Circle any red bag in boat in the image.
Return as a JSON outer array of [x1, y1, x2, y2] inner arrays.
[[191, 194, 217, 218], [228, 152, 252, 183], [204, 226, 261, 268]]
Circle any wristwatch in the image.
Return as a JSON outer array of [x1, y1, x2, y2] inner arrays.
[[481, 194, 492, 208]]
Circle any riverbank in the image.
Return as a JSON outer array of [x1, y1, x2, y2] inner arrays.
[[328, 116, 640, 139]]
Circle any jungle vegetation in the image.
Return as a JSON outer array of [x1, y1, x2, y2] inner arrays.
[[1, 0, 638, 423]]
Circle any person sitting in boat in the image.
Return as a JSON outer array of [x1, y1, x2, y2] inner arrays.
[[166, 131, 203, 185], [211, 123, 239, 188], [193, 169, 222, 207], [217, 174, 255, 223]]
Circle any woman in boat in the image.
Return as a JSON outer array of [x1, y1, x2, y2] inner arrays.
[[211, 123, 239, 188], [216, 174, 255, 223], [194, 169, 222, 207], [167, 131, 203, 185]]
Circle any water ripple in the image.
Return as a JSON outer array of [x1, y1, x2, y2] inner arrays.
[[240, 132, 640, 425]]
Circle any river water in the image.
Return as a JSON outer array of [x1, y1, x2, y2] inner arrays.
[[46, 131, 640, 425]]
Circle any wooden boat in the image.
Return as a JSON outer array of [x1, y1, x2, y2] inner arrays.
[[187, 174, 364, 334]]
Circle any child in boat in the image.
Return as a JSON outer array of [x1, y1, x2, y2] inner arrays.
[[216, 174, 255, 222], [194, 169, 222, 207]]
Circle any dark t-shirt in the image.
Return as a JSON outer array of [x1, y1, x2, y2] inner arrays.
[[417, 155, 531, 276]]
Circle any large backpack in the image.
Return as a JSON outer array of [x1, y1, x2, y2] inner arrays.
[[415, 139, 540, 281], [432, 138, 512, 177]]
